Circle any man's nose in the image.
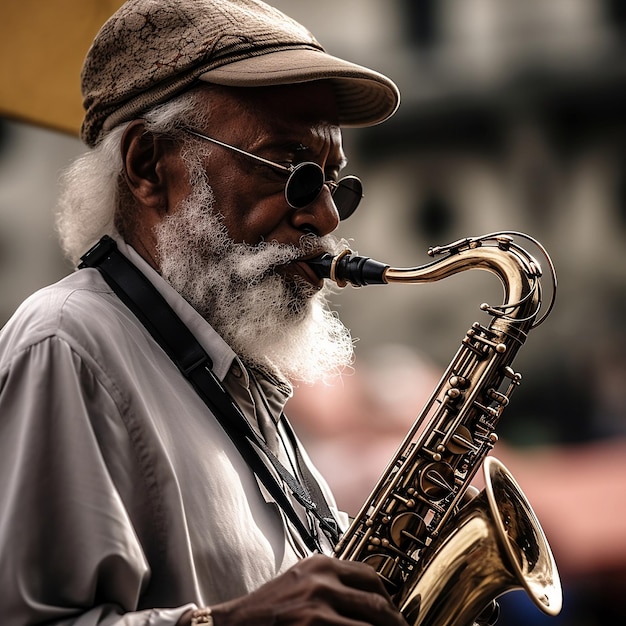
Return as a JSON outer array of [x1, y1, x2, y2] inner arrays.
[[289, 186, 340, 237]]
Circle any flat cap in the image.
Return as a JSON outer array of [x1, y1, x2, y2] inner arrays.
[[81, 0, 400, 147]]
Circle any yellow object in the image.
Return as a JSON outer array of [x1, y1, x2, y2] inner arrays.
[[0, 1, 123, 136]]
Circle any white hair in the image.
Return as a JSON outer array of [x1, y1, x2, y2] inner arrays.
[[56, 87, 211, 265]]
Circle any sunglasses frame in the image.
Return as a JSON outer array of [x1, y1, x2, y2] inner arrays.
[[184, 129, 362, 219]]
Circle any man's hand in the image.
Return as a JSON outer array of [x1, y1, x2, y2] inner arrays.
[[203, 554, 407, 625]]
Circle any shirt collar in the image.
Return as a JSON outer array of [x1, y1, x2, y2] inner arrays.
[[249, 366, 293, 425]]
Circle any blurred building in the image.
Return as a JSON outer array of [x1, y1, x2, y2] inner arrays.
[[269, 0, 626, 448]]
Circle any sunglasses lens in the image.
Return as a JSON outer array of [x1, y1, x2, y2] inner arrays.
[[332, 176, 363, 220], [285, 163, 325, 208]]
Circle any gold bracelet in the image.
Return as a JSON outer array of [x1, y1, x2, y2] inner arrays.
[[191, 607, 213, 626]]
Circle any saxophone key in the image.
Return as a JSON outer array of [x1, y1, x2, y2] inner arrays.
[[487, 388, 510, 407], [447, 387, 462, 400], [389, 512, 427, 549], [503, 365, 522, 382], [362, 554, 403, 593], [448, 375, 468, 388], [419, 462, 455, 500], [447, 424, 476, 454]]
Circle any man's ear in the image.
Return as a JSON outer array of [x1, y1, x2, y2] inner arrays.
[[121, 120, 170, 212]]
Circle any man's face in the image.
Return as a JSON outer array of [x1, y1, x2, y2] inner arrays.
[[151, 82, 355, 382], [165, 81, 346, 289]]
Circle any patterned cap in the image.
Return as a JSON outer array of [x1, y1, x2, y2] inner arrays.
[[81, 0, 400, 147]]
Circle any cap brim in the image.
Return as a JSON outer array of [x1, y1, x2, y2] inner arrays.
[[199, 48, 400, 127]]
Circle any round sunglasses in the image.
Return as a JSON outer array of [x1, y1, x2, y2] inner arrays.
[[185, 129, 363, 220]]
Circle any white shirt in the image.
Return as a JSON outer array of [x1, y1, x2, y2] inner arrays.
[[0, 240, 345, 625]]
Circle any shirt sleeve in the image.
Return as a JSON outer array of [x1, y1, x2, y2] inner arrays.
[[0, 335, 193, 625]]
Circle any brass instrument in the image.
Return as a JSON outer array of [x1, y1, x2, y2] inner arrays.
[[308, 232, 562, 626]]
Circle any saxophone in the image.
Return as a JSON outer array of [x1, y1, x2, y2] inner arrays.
[[308, 232, 562, 626]]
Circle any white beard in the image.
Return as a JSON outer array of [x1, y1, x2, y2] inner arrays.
[[154, 178, 354, 383]]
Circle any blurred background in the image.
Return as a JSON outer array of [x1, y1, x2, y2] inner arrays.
[[1, 1, 625, 624]]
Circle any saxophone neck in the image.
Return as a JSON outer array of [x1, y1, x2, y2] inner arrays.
[[308, 232, 556, 329]]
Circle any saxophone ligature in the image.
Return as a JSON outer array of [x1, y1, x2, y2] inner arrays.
[[308, 232, 562, 626]]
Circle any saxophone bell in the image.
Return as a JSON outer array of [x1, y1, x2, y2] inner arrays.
[[397, 457, 561, 626]]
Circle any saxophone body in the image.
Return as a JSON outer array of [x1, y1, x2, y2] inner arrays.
[[308, 232, 562, 626]]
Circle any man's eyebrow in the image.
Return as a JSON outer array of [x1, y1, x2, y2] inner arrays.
[[294, 143, 349, 170]]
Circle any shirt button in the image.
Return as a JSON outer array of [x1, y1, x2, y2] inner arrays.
[[231, 363, 242, 378]]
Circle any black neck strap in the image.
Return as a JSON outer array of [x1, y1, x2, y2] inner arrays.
[[79, 236, 339, 551]]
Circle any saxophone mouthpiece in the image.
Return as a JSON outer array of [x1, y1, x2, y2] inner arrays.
[[307, 250, 389, 287]]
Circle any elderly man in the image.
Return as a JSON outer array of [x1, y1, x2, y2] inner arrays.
[[0, 1, 405, 624]]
